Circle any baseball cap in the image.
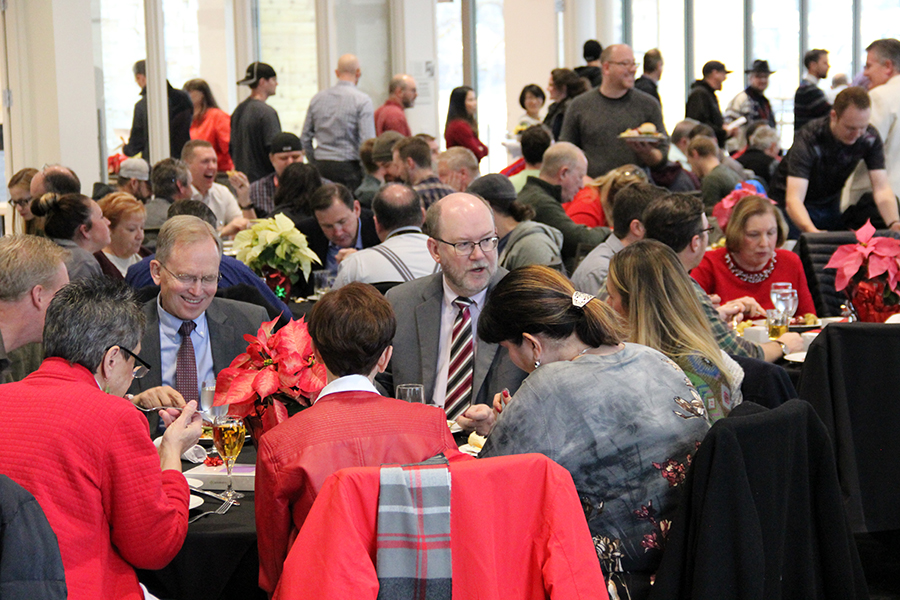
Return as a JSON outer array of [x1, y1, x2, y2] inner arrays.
[[372, 131, 405, 163], [702, 61, 732, 77], [268, 132, 302, 154], [118, 158, 150, 181], [467, 174, 517, 211], [238, 62, 277, 86]]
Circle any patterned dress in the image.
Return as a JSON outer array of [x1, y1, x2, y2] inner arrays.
[[480, 343, 710, 577]]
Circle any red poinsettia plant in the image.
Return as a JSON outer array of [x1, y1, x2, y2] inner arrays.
[[712, 182, 773, 233], [213, 316, 326, 438], [825, 219, 900, 322]]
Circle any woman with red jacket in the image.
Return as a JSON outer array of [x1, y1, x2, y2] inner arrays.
[[444, 85, 488, 162]]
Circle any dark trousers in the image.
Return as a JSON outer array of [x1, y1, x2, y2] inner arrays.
[[313, 159, 363, 191]]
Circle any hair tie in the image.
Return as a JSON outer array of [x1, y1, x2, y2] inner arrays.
[[572, 291, 594, 308]]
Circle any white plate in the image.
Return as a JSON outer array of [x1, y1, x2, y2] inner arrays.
[[185, 477, 203, 488], [820, 317, 848, 325], [447, 421, 463, 434], [189, 495, 204, 510], [618, 133, 666, 142], [784, 351, 807, 363], [458, 444, 481, 457]]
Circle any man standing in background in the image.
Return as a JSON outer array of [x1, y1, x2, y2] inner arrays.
[[634, 49, 663, 105], [231, 61, 282, 183], [794, 49, 831, 133], [375, 74, 417, 136]]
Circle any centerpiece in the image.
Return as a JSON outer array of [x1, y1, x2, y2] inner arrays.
[[825, 219, 900, 322], [233, 213, 320, 300], [212, 316, 327, 445]]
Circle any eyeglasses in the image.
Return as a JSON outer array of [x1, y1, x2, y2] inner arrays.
[[435, 236, 499, 256], [160, 262, 221, 286], [697, 226, 715, 237], [608, 61, 640, 69], [107, 345, 151, 379], [9, 197, 31, 208]]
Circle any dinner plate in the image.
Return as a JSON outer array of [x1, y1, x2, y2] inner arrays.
[[618, 134, 666, 143], [458, 444, 481, 457], [784, 351, 807, 363], [447, 420, 463, 434], [185, 477, 203, 488], [189, 495, 204, 510]]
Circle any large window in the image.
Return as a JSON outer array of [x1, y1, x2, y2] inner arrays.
[[860, 0, 900, 61], [692, 0, 744, 113], [807, 1, 853, 86], [475, 0, 506, 173], [751, 0, 800, 143], [436, 0, 463, 149]]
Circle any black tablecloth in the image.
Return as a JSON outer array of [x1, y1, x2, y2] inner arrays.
[[137, 446, 265, 600]]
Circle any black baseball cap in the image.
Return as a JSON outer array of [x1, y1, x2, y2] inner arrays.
[[268, 132, 302, 154], [238, 62, 277, 86], [702, 61, 732, 77]]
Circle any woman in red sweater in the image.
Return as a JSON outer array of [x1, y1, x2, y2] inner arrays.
[[692, 195, 816, 316], [184, 78, 234, 172], [444, 85, 488, 162]]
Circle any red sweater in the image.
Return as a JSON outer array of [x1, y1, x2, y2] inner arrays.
[[374, 98, 411, 136], [190, 107, 233, 171], [444, 119, 488, 161], [0, 358, 189, 600], [564, 185, 608, 228], [255, 390, 461, 594], [692, 247, 817, 316]]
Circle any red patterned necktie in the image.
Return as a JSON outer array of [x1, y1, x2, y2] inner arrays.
[[444, 297, 474, 420], [176, 320, 199, 403]]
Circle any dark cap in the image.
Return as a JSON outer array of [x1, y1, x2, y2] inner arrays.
[[372, 131, 405, 163], [745, 59, 775, 75], [238, 62, 277, 85], [583, 40, 602, 62], [268, 132, 302, 154], [467, 174, 517, 209], [702, 60, 732, 77]]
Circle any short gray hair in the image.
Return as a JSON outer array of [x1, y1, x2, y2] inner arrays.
[[438, 147, 479, 177], [43, 277, 145, 373], [155, 215, 222, 265], [749, 125, 780, 151], [867, 38, 900, 70], [151, 158, 191, 199], [540, 142, 585, 178], [672, 119, 700, 145], [0, 235, 68, 302]]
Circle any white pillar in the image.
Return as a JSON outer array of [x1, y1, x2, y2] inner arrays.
[[144, 0, 169, 163]]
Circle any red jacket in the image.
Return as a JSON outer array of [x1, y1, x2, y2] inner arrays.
[[374, 98, 411, 136], [255, 390, 461, 594], [0, 358, 190, 600], [274, 453, 609, 600], [190, 107, 234, 171], [444, 119, 488, 161]]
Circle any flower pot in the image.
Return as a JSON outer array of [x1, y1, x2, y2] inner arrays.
[[846, 278, 900, 323], [262, 267, 291, 300]]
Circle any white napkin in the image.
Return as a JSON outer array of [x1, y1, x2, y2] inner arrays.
[[152, 438, 208, 463]]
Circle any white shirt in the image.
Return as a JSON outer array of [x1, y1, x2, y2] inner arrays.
[[156, 297, 214, 397], [431, 278, 487, 408], [103, 252, 142, 277], [191, 182, 242, 227], [332, 227, 438, 289], [315, 374, 378, 404]]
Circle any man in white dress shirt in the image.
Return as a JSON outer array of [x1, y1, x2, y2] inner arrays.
[[183, 140, 255, 238]]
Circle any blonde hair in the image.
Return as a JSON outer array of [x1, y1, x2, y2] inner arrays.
[[0, 234, 68, 302], [8, 168, 43, 235], [585, 164, 647, 228], [607, 239, 735, 387], [97, 192, 146, 229], [155, 215, 221, 265]]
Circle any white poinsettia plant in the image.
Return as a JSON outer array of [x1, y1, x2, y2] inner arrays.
[[233, 214, 320, 285]]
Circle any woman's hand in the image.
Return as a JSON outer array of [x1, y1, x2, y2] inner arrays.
[[158, 401, 203, 471]]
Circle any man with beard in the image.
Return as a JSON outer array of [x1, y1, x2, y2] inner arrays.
[[374, 74, 417, 136], [724, 59, 777, 153], [377, 193, 526, 424]]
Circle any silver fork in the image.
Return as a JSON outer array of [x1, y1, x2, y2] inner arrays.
[[188, 499, 234, 524], [135, 405, 184, 413]]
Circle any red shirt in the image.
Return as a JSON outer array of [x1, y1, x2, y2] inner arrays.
[[255, 390, 461, 594], [692, 247, 817, 316], [0, 358, 190, 600], [444, 119, 488, 161], [374, 98, 411, 136], [564, 185, 608, 228], [190, 107, 234, 171]]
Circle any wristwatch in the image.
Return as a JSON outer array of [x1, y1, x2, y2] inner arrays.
[[775, 340, 789, 357]]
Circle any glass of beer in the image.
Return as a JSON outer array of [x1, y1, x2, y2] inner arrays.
[[766, 309, 789, 339], [212, 416, 246, 500]]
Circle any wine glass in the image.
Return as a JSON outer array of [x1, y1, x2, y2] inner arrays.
[[212, 415, 246, 500], [784, 289, 799, 318], [200, 380, 226, 422], [770, 282, 793, 309], [396, 383, 426, 403]]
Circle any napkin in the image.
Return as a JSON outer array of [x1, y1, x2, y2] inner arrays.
[[152, 438, 208, 463]]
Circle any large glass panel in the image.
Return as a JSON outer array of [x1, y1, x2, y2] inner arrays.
[[656, 0, 685, 134], [475, 0, 506, 174], [692, 0, 744, 116], [752, 0, 800, 145], [630, 0, 659, 56], [860, 0, 900, 66], [333, 0, 391, 108], [259, 0, 319, 136], [436, 0, 463, 150], [807, 2, 852, 88]]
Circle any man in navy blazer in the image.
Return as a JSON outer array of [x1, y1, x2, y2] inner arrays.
[[128, 215, 267, 435]]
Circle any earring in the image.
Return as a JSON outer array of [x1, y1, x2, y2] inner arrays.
[[533, 359, 541, 369]]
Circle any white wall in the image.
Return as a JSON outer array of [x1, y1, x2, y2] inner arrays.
[[503, 0, 557, 134], [395, 0, 440, 137]]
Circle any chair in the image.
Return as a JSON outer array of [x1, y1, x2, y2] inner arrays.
[[649, 401, 868, 600], [729, 354, 797, 409], [273, 453, 608, 600], [799, 322, 900, 534], [0, 475, 67, 600]]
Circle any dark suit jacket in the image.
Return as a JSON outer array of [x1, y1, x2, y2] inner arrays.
[[129, 296, 269, 435], [294, 208, 380, 296], [376, 270, 527, 406]]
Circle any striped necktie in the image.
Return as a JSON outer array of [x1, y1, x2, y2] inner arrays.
[[444, 297, 474, 420], [176, 320, 199, 403]]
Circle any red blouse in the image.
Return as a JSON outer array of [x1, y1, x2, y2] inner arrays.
[[190, 107, 233, 171], [564, 185, 608, 228], [692, 247, 817, 316], [444, 119, 488, 161]]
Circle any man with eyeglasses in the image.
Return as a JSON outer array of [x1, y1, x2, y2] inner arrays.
[[560, 44, 669, 179], [686, 60, 732, 149], [128, 215, 268, 435], [376, 193, 527, 425]]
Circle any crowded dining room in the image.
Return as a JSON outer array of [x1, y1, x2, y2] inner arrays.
[[2, 1, 900, 599]]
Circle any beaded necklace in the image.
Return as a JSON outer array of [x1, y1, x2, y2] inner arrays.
[[725, 252, 777, 284]]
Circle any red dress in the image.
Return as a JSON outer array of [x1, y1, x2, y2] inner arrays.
[[190, 107, 233, 171], [444, 119, 488, 161], [564, 185, 608, 228], [0, 358, 190, 600], [691, 247, 817, 316], [254, 390, 461, 594]]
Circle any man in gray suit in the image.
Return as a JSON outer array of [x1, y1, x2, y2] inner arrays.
[[128, 215, 268, 435], [377, 193, 526, 428]]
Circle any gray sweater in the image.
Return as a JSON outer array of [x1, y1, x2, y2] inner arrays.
[[499, 220, 565, 273], [560, 88, 669, 178]]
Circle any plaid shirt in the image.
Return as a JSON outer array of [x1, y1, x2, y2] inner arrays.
[[413, 176, 456, 208], [692, 280, 764, 359], [250, 172, 277, 217]]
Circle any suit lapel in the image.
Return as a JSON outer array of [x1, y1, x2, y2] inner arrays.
[[139, 299, 163, 391], [415, 276, 444, 401], [205, 299, 234, 373]]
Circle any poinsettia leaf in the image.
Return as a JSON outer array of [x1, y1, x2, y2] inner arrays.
[[889, 259, 900, 291], [825, 245, 861, 270], [869, 236, 900, 257], [253, 367, 281, 398], [298, 362, 327, 395], [856, 220, 876, 245], [834, 253, 866, 291], [226, 401, 256, 419], [214, 369, 259, 406], [868, 254, 893, 279], [272, 318, 315, 359]]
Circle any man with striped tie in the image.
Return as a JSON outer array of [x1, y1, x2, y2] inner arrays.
[[378, 193, 527, 428]]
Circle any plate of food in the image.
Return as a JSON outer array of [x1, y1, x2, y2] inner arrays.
[[618, 122, 667, 143], [447, 420, 463, 434], [788, 313, 821, 332], [459, 431, 485, 457]]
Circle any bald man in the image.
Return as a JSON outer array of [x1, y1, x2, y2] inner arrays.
[[375, 74, 417, 136], [301, 54, 376, 191]]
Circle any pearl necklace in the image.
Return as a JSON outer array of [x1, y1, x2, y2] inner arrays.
[[725, 252, 777, 284]]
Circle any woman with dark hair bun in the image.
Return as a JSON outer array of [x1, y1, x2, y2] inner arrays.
[[184, 78, 234, 172], [470, 265, 709, 598], [543, 68, 585, 140], [31, 192, 110, 281], [272, 163, 324, 225], [444, 85, 488, 162]]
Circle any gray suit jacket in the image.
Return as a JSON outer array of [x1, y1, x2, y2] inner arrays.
[[377, 270, 527, 406], [129, 296, 269, 435]]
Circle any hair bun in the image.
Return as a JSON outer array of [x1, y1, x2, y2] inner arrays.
[[30, 193, 59, 217]]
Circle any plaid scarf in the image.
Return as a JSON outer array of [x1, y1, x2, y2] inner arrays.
[[376, 454, 452, 600]]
